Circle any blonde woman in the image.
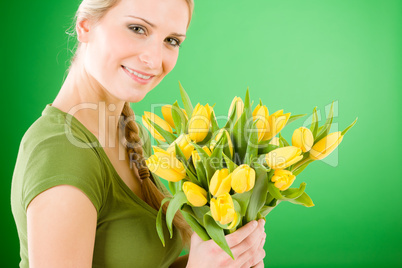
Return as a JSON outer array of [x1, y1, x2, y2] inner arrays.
[[11, 0, 267, 267]]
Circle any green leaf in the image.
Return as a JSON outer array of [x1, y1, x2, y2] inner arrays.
[[221, 131, 234, 162], [259, 197, 280, 217], [315, 101, 334, 142], [210, 111, 220, 135], [341, 117, 358, 136], [245, 165, 269, 222], [171, 101, 187, 135], [195, 159, 208, 189], [253, 162, 271, 173], [232, 191, 252, 216], [259, 205, 276, 217], [278, 133, 289, 147], [204, 213, 234, 259], [244, 87, 251, 116], [209, 131, 225, 170], [310, 107, 319, 138], [145, 117, 176, 144], [257, 141, 278, 155], [175, 143, 200, 185], [244, 121, 259, 165], [224, 103, 237, 130], [288, 192, 315, 207], [265, 192, 274, 205], [181, 204, 210, 241], [192, 206, 210, 224], [168, 181, 177, 195], [223, 152, 238, 173], [281, 182, 306, 199], [233, 110, 249, 164], [166, 191, 188, 238], [178, 81, 193, 118], [156, 197, 172, 247], [267, 181, 285, 200], [192, 142, 215, 181], [285, 114, 307, 126], [197, 131, 213, 146], [278, 138, 284, 148], [292, 159, 314, 176], [137, 124, 152, 158]]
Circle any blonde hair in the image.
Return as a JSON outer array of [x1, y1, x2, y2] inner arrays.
[[70, 0, 195, 249]]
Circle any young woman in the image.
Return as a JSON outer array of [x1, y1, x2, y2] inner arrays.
[[11, 0, 267, 267]]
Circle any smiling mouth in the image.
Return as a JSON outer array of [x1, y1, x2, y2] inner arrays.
[[122, 65, 153, 80]]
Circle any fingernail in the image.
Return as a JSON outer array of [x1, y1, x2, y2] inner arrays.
[[253, 221, 258, 228]]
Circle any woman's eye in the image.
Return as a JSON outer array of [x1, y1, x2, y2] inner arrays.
[[129, 25, 146, 35], [166, 37, 181, 48]]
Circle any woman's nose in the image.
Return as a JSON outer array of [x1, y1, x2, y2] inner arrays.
[[138, 40, 163, 70]]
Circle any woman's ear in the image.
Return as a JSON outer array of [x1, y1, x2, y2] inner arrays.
[[76, 17, 91, 43]]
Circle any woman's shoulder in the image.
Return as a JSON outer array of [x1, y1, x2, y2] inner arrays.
[[13, 109, 106, 213]]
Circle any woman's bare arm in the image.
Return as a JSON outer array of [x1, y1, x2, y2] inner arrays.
[[27, 185, 97, 268]]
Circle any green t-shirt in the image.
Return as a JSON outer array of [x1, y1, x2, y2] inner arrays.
[[11, 103, 183, 268]]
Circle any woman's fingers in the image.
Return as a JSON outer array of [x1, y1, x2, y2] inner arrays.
[[248, 234, 267, 268], [252, 260, 265, 268], [225, 220, 259, 248], [230, 220, 265, 259], [240, 244, 266, 268], [236, 230, 266, 267]]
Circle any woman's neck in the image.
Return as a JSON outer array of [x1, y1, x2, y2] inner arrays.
[[52, 54, 127, 151]]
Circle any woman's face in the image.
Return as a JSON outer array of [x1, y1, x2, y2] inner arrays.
[[80, 0, 190, 103]]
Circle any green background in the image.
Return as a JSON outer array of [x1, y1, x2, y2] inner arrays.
[[2, 0, 401, 267]]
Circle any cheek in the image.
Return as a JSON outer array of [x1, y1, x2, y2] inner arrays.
[[86, 28, 128, 75], [163, 51, 179, 74]]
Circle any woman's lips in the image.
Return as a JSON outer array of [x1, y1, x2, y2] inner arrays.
[[122, 65, 154, 85]]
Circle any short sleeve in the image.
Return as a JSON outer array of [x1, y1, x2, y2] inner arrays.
[[22, 134, 105, 214]]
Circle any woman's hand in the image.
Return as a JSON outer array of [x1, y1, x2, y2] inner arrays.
[[186, 219, 266, 268]]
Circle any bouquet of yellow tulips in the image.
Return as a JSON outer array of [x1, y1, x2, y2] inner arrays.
[[141, 82, 357, 259]]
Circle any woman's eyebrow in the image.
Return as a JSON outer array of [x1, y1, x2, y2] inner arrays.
[[125, 15, 186, 38]]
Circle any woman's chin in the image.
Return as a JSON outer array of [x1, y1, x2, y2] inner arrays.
[[125, 89, 149, 103]]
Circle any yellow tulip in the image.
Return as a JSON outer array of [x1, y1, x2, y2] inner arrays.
[[309, 131, 344, 160], [231, 164, 256, 193], [192, 146, 212, 163], [228, 96, 244, 123], [205, 103, 215, 122], [269, 137, 280, 146], [182, 182, 208, 207], [188, 103, 211, 142], [227, 211, 239, 229], [167, 134, 194, 160], [142, 111, 173, 142], [263, 110, 291, 141], [145, 147, 186, 182], [210, 193, 236, 225], [252, 104, 270, 142], [265, 146, 303, 169], [161, 105, 188, 129], [292, 127, 314, 152], [209, 168, 232, 197], [210, 128, 234, 157], [271, 169, 296, 191]]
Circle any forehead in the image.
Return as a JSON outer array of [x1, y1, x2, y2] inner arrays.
[[106, 0, 189, 33]]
